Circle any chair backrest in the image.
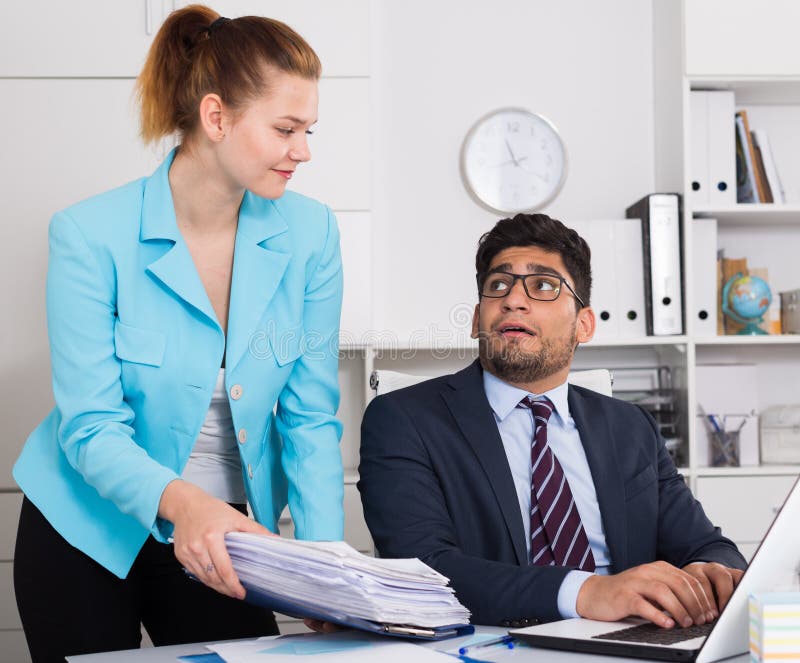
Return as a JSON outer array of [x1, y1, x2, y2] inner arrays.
[[370, 368, 613, 397]]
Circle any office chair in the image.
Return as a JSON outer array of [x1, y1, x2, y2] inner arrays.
[[370, 367, 613, 397]]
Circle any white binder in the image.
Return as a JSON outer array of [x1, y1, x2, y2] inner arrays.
[[569, 220, 618, 340], [613, 218, 647, 338], [689, 91, 710, 206], [691, 217, 718, 336], [689, 90, 735, 208], [706, 91, 736, 206]]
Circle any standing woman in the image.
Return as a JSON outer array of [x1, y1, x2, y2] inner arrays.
[[13, 5, 344, 661]]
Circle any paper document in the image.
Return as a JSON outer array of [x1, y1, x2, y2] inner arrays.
[[225, 533, 470, 633], [208, 632, 455, 663]]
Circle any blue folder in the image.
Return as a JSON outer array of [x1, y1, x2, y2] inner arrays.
[[240, 579, 474, 641]]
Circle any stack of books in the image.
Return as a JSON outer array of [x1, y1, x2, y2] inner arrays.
[[225, 532, 471, 638], [750, 592, 800, 662]]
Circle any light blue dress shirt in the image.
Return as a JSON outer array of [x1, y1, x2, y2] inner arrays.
[[482, 370, 612, 618]]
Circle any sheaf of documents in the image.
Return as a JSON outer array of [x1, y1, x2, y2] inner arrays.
[[225, 532, 471, 628]]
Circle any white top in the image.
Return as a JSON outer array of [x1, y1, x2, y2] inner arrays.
[[181, 368, 247, 504]]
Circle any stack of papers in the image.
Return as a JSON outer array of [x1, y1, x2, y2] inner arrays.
[[225, 532, 471, 632]]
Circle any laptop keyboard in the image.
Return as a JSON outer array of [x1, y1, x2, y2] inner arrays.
[[592, 621, 714, 645]]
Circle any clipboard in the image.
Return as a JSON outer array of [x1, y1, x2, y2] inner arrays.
[[240, 579, 474, 641]]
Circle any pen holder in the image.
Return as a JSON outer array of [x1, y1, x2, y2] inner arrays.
[[710, 429, 740, 467]]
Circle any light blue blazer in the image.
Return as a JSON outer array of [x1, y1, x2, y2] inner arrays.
[[14, 149, 344, 578]]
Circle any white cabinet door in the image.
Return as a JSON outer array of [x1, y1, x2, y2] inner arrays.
[[0, 561, 21, 629], [190, 0, 370, 77], [338, 212, 372, 344], [0, 1, 369, 78], [0, 493, 23, 560], [0, 0, 159, 77], [0, 629, 30, 663], [0, 79, 163, 487], [696, 475, 797, 544], [684, 0, 800, 76]]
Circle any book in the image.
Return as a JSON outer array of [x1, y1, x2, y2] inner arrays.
[[735, 111, 759, 203], [716, 254, 725, 335], [751, 138, 774, 203], [752, 128, 785, 204], [720, 256, 748, 334], [749, 267, 772, 333]]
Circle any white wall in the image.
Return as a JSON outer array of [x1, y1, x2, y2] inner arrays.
[[369, 0, 657, 342]]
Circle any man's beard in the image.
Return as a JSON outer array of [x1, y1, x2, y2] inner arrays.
[[477, 321, 576, 385]]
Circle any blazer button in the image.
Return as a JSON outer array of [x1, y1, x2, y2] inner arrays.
[[247, 463, 253, 479], [230, 384, 243, 400], [238, 429, 247, 444]]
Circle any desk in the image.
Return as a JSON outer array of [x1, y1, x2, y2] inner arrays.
[[67, 627, 751, 663]]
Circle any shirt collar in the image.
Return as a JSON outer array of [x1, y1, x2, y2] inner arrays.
[[482, 368, 570, 424]]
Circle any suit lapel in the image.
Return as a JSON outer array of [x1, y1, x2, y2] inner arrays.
[[140, 154, 291, 362], [140, 150, 218, 326], [568, 386, 628, 571], [441, 361, 528, 566], [225, 192, 290, 370]]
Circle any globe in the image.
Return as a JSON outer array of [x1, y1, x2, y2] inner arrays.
[[722, 273, 772, 335]]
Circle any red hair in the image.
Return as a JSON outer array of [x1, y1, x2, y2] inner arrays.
[[136, 4, 321, 144]]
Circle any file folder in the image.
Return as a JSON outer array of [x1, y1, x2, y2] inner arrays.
[[689, 91, 735, 207], [569, 220, 618, 340], [613, 218, 647, 338], [689, 91, 710, 207], [692, 217, 718, 336], [625, 194, 684, 336], [706, 91, 736, 207], [240, 580, 475, 641]]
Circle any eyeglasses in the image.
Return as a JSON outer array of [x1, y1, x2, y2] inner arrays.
[[479, 271, 586, 308]]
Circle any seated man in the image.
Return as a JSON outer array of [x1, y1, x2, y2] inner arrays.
[[358, 213, 745, 629]]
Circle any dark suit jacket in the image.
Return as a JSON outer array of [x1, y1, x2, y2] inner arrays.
[[358, 360, 746, 626]]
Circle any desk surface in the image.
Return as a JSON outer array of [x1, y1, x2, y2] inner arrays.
[[67, 626, 752, 663]]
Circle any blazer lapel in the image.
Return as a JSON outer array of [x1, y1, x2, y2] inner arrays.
[[441, 361, 528, 566], [140, 150, 218, 326], [568, 386, 628, 571], [225, 193, 290, 370]]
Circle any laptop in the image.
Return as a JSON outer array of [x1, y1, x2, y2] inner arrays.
[[510, 475, 800, 662]]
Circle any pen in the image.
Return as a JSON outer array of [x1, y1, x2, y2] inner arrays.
[[458, 635, 515, 655]]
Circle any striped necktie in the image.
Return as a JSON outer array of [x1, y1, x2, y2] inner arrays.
[[519, 396, 596, 572]]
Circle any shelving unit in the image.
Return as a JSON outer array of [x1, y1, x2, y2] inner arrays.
[[649, 0, 800, 557]]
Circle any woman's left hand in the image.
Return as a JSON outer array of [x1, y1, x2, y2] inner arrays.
[[159, 479, 274, 599]]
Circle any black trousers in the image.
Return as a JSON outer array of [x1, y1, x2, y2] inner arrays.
[[14, 496, 278, 663]]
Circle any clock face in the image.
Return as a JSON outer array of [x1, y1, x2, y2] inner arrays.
[[460, 108, 567, 214]]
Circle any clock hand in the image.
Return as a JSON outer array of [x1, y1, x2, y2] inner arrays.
[[492, 155, 528, 168], [504, 138, 520, 166], [516, 160, 547, 180]]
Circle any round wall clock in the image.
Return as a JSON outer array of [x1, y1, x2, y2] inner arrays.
[[460, 107, 568, 215]]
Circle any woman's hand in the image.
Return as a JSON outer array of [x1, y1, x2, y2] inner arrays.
[[159, 479, 273, 599]]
